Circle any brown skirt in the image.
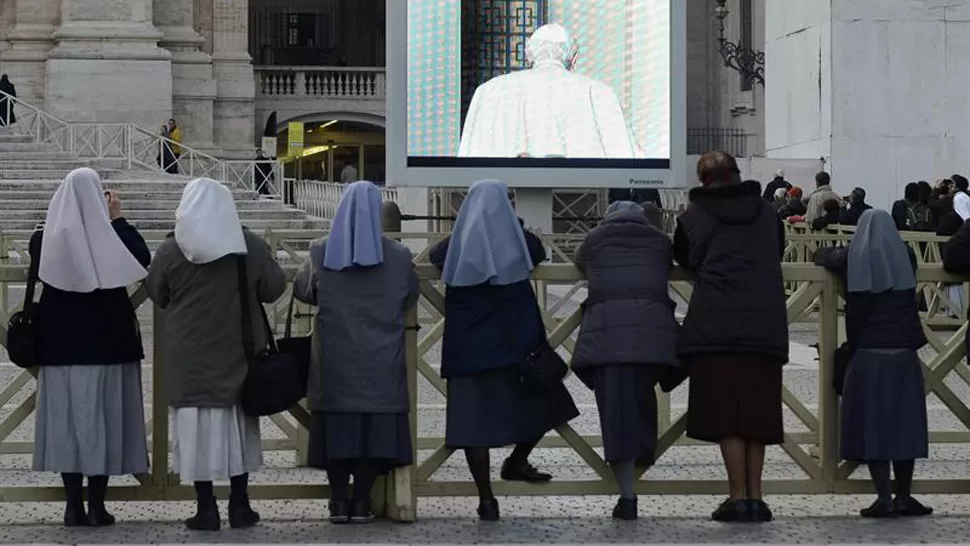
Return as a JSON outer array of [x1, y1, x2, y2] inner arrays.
[[686, 354, 784, 445]]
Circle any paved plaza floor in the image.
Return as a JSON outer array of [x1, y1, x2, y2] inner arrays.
[[0, 286, 967, 544], [2, 496, 970, 545]]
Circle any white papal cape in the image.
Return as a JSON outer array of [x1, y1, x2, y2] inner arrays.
[[457, 62, 644, 159]]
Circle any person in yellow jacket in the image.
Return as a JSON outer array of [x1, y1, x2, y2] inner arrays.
[[164, 119, 183, 174]]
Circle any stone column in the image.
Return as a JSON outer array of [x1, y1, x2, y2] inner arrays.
[[156, 0, 216, 150], [210, 0, 255, 159], [0, 0, 60, 105], [765, 0, 968, 210], [45, 0, 173, 127]]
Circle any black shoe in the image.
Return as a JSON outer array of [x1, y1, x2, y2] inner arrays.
[[747, 499, 773, 522], [500, 459, 552, 483], [477, 497, 500, 521], [350, 500, 375, 524], [329, 500, 350, 524], [893, 496, 933, 517], [185, 504, 221, 531], [860, 500, 897, 519], [228, 500, 260, 529], [64, 503, 87, 527], [612, 498, 637, 520], [86, 505, 116, 527], [712, 498, 749, 522]]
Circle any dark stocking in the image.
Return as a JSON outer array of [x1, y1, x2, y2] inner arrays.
[[229, 473, 249, 505], [464, 448, 494, 500], [352, 460, 379, 503], [893, 460, 915, 498], [186, 480, 220, 531], [62, 473, 83, 509], [867, 461, 892, 503], [718, 438, 746, 501], [194, 480, 216, 509], [507, 439, 539, 467], [87, 475, 108, 510], [327, 461, 352, 501], [61, 473, 85, 526]]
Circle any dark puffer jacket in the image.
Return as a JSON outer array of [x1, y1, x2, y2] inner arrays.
[[673, 180, 789, 364], [572, 209, 679, 373]]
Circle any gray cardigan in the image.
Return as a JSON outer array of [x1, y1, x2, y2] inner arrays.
[[572, 210, 679, 371], [145, 229, 287, 409], [294, 237, 419, 414]]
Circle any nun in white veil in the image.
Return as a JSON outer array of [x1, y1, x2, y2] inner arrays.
[[815, 209, 930, 519], [145, 178, 286, 531], [29, 167, 151, 528], [427, 180, 578, 521]]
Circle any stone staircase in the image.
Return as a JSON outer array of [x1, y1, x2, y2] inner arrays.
[[0, 131, 325, 250]]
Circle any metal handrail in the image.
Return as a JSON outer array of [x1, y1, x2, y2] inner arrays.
[[0, 89, 280, 192]]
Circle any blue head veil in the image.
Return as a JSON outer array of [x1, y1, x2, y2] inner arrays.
[[441, 180, 534, 286], [322, 180, 384, 271]]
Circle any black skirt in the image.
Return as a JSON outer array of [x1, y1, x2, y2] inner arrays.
[[686, 353, 785, 445], [445, 365, 579, 449], [307, 412, 413, 472], [840, 349, 928, 462], [587, 364, 663, 464]]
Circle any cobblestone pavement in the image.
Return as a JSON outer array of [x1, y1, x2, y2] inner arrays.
[[0, 285, 968, 544]]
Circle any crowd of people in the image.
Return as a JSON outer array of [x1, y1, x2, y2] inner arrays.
[[758, 168, 970, 236], [22, 149, 968, 532]]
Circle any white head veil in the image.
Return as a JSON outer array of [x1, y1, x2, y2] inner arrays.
[[174, 178, 247, 264], [39, 167, 148, 292], [955, 192, 970, 221]]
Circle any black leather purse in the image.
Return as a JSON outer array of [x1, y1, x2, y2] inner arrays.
[[494, 288, 568, 395], [236, 255, 310, 417], [6, 242, 40, 369]]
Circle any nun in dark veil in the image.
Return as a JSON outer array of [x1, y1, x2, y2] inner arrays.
[[814, 209, 931, 519], [428, 179, 579, 521]]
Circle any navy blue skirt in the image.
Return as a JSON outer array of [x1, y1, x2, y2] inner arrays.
[[840, 349, 928, 462], [445, 365, 579, 449], [307, 412, 413, 472], [587, 364, 663, 464]]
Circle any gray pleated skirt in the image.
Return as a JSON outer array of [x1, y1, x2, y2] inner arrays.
[[33, 363, 149, 476], [587, 364, 662, 464], [445, 365, 579, 449], [307, 412, 413, 472], [840, 348, 929, 462]]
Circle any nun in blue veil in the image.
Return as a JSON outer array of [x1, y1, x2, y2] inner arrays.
[[294, 181, 420, 524], [814, 209, 930, 519], [428, 180, 579, 521]]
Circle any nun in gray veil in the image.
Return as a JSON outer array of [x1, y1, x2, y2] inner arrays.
[[428, 179, 579, 521], [814, 209, 930, 519]]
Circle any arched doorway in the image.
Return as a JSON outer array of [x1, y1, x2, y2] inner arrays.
[[274, 115, 386, 183]]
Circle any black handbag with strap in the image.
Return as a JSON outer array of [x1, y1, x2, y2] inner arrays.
[[235, 255, 310, 417], [493, 286, 568, 395], [7, 230, 42, 369]]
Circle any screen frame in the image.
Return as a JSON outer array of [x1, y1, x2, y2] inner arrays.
[[385, 0, 687, 189]]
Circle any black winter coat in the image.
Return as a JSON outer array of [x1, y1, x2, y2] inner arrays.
[[673, 180, 789, 364]]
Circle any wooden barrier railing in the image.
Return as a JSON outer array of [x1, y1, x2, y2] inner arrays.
[[0, 255, 967, 521]]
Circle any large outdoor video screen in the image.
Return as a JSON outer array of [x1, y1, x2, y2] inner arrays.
[[406, 0, 671, 169]]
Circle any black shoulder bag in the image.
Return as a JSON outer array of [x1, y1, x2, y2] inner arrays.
[[236, 255, 310, 416], [493, 287, 568, 395], [6, 247, 41, 369]]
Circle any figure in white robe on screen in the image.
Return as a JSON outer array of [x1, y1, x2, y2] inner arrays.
[[458, 23, 644, 159]]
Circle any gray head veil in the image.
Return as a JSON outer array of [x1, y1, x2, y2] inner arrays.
[[847, 209, 915, 293]]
